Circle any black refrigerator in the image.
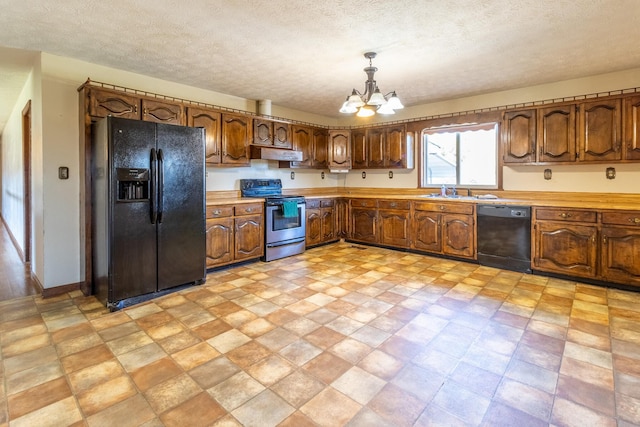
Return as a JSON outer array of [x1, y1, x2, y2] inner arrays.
[[92, 116, 206, 309]]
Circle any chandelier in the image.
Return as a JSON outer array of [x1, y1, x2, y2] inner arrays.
[[339, 52, 404, 117]]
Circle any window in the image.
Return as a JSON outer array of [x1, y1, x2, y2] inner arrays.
[[421, 123, 498, 188]]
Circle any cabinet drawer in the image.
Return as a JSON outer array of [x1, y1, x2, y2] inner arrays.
[[379, 200, 410, 210], [535, 208, 596, 223], [414, 202, 473, 215], [601, 211, 640, 226], [235, 203, 263, 216], [350, 199, 378, 208], [206, 206, 233, 218], [306, 199, 321, 209], [320, 199, 335, 208]]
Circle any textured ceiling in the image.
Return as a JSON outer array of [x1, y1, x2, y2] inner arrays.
[[1, 0, 640, 131]]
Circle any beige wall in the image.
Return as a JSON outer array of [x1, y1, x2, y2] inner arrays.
[[2, 52, 640, 291]]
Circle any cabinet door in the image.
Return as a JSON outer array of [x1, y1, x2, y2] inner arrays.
[[413, 211, 441, 252], [379, 209, 410, 247], [312, 128, 329, 168], [321, 207, 335, 242], [367, 128, 385, 168], [273, 122, 292, 149], [89, 88, 140, 119], [623, 95, 640, 160], [385, 125, 406, 168], [235, 214, 263, 260], [502, 110, 536, 163], [538, 105, 576, 162], [187, 107, 222, 164], [351, 130, 368, 169], [221, 113, 251, 166], [291, 126, 312, 167], [578, 99, 622, 161], [601, 227, 640, 287], [442, 214, 475, 259], [306, 208, 322, 247], [253, 119, 272, 146], [351, 208, 378, 243], [141, 99, 184, 125], [533, 222, 598, 278], [336, 198, 349, 239], [328, 130, 351, 170], [206, 217, 234, 267]]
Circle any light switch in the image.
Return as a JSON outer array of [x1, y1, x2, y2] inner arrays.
[[59, 166, 69, 180]]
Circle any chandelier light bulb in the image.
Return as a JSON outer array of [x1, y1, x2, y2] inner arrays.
[[356, 106, 375, 117]]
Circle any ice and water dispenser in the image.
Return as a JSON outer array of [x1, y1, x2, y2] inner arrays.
[[117, 168, 149, 201]]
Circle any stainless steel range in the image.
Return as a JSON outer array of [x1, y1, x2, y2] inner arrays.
[[240, 179, 306, 261]]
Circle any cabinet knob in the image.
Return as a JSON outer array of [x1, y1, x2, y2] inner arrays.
[[439, 205, 445, 210], [629, 217, 640, 224], [390, 202, 397, 207], [246, 208, 253, 213], [603, 235, 608, 244], [559, 213, 572, 219], [213, 210, 220, 215]]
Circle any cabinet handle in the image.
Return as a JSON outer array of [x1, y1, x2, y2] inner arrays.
[[559, 213, 572, 219], [390, 202, 397, 207], [439, 205, 445, 211], [246, 208, 253, 213], [592, 235, 596, 244], [628, 217, 640, 224], [603, 235, 608, 244], [143, 108, 147, 116], [134, 105, 138, 113], [213, 210, 221, 215]]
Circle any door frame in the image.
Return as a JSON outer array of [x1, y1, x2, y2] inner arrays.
[[22, 100, 32, 263]]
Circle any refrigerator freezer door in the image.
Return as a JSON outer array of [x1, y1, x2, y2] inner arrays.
[[155, 123, 206, 290], [110, 118, 158, 301]]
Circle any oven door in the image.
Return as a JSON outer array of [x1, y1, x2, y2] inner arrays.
[[266, 202, 306, 244]]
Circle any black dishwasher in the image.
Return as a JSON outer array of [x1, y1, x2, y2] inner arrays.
[[477, 205, 532, 273]]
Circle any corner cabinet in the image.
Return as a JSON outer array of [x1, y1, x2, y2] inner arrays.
[[206, 203, 263, 268], [328, 130, 351, 170]]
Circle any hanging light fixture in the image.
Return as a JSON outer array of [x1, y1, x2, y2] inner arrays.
[[340, 52, 404, 117]]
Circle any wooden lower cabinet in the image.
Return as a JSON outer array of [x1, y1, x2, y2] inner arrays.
[[349, 199, 378, 244], [412, 202, 475, 260], [532, 207, 640, 287], [533, 221, 598, 279], [206, 203, 263, 268], [306, 198, 337, 247], [378, 200, 411, 248]]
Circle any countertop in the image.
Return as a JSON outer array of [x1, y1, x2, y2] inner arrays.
[[206, 189, 640, 211]]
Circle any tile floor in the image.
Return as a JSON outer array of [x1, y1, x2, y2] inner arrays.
[[1, 242, 640, 426]]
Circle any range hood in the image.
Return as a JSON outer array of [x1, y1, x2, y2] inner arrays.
[[250, 145, 303, 161]]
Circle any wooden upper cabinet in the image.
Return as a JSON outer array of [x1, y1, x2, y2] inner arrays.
[[141, 99, 184, 125], [351, 130, 367, 169], [273, 122, 292, 149], [291, 125, 312, 167], [312, 128, 328, 168], [538, 105, 576, 162], [623, 95, 640, 160], [253, 118, 272, 146], [186, 107, 222, 164], [89, 88, 140, 119], [578, 98, 622, 161], [221, 113, 251, 166], [502, 109, 536, 163], [385, 125, 406, 168], [368, 127, 386, 168], [328, 130, 351, 170]]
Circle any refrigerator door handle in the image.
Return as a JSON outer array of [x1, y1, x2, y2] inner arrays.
[[157, 149, 164, 223], [150, 148, 157, 224]]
